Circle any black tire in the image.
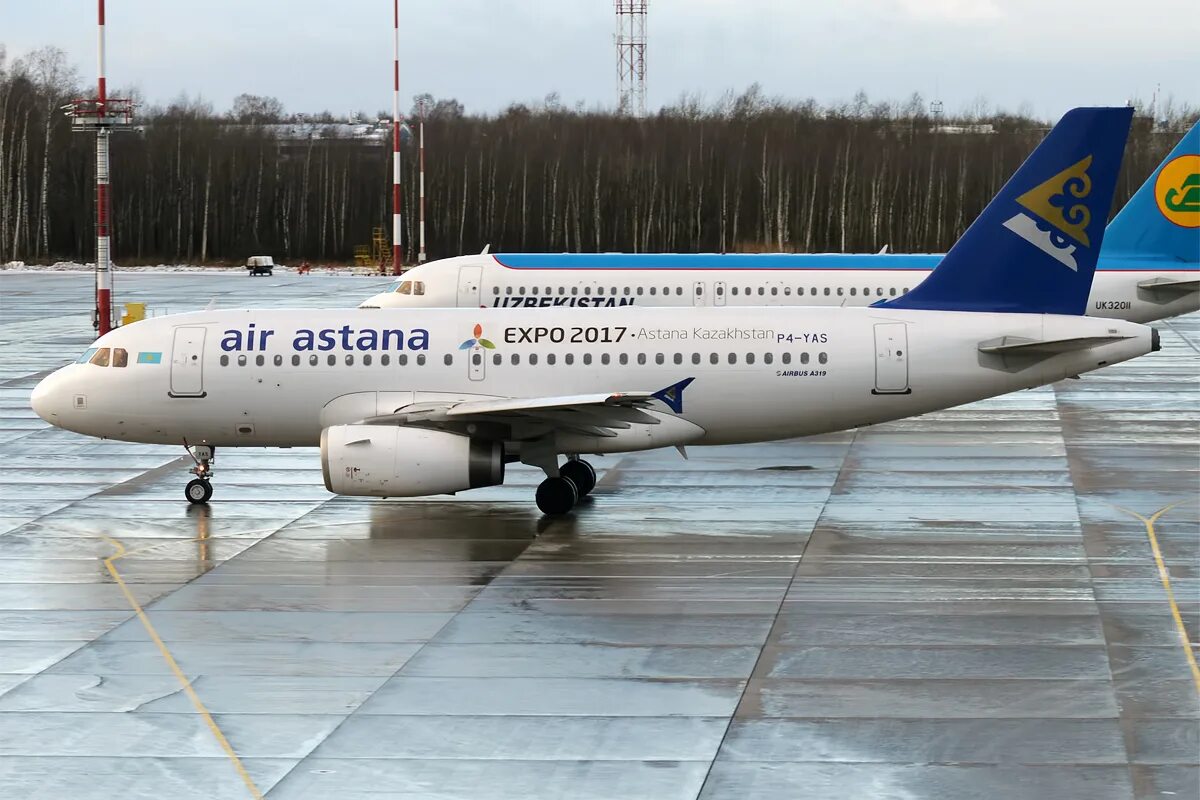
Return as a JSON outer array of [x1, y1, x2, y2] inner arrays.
[[535, 476, 578, 515], [185, 478, 212, 505], [560, 460, 596, 496]]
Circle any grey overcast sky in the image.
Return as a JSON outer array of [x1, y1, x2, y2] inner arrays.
[[4, 0, 1198, 119]]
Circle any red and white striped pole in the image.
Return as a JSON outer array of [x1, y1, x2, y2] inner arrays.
[[418, 107, 426, 263], [391, 0, 403, 275], [95, 0, 113, 335]]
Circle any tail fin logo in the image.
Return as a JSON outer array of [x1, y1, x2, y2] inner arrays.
[[1002, 155, 1095, 271], [1155, 155, 1200, 228]]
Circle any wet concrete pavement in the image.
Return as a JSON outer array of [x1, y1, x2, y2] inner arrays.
[[0, 271, 1197, 799]]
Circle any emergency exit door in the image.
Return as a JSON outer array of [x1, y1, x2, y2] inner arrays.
[[872, 322, 910, 395], [457, 266, 482, 307], [693, 281, 706, 307], [170, 326, 206, 397], [714, 281, 727, 306]]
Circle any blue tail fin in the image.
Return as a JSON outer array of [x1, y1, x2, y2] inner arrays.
[[1101, 120, 1200, 263], [879, 107, 1134, 314]]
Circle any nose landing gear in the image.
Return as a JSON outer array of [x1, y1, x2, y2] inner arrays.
[[184, 442, 214, 505]]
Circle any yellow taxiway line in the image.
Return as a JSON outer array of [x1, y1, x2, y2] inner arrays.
[[1113, 504, 1200, 695], [101, 536, 264, 799]]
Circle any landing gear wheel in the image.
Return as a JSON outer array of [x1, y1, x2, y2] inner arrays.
[[185, 479, 212, 505], [535, 476, 578, 516], [560, 460, 596, 497]]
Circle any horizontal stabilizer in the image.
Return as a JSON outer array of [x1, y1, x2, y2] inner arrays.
[[978, 333, 1134, 355], [1138, 276, 1200, 293]]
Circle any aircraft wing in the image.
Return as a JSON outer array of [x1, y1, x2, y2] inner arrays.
[[364, 379, 696, 439]]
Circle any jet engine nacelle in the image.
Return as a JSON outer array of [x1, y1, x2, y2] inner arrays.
[[321, 425, 504, 497]]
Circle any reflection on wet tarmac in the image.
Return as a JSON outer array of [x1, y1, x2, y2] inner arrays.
[[0, 273, 1196, 800]]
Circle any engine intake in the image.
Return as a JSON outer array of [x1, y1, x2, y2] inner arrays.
[[321, 425, 504, 497]]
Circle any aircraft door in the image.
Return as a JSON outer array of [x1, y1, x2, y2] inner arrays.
[[714, 281, 726, 307], [468, 346, 486, 381], [170, 326, 206, 397], [872, 323, 910, 395], [457, 266, 483, 307], [693, 281, 706, 307]]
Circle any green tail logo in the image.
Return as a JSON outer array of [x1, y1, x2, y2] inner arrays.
[[1164, 173, 1200, 213]]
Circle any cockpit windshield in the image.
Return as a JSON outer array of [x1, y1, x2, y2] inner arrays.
[[83, 347, 128, 367], [393, 280, 425, 296]]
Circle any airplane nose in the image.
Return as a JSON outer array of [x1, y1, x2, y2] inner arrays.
[[359, 293, 388, 308], [31, 368, 68, 424]]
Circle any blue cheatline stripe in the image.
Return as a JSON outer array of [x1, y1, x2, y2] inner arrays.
[[489, 251, 1185, 272], [137, 352, 162, 364]]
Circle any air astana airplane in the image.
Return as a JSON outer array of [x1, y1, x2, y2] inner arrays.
[[34, 108, 1158, 515], [361, 121, 1200, 323]]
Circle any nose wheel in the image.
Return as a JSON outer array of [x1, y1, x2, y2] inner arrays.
[[186, 478, 213, 504], [183, 442, 215, 505]]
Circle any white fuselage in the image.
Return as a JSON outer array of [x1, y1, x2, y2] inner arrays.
[[361, 253, 1200, 324], [33, 306, 1153, 453]]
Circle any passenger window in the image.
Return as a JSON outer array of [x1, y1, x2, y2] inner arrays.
[[529, 354, 539, 366], [327, 355, 336, 366], [784, 287, 791, 296], [583, 354, 592, 365], [274, 355, 283, 366], [655, 353, 664, 365], [309, 355, 319, 366], [695, 286, 702, 296], [519, 286, 526, 294], [801, 352, 810, 364], [416, 354, 426, 366], [746, 352, 755, 364], [823, 288, 831, 296], [381, 354, 390, 366], [601, 353, 610, 365], [863, 287, 869, 296], [493, 353, 502, 366], [472, 353, 482, 367], [444, 354, 454, 366], [624, 287, 631, 296], [238, 355, 248, 367], [112, 348, 128, 367], [511, 354, 521, 365], [291, 355, 300, 366], [675, 287, 683, 296], [709, 353, 719, 364], [770, 288, 778, 296], [837, 288, 844, 297], [565, 354, 575, 365], [903, 287, 910, 293], [850, 288, 857, 296], [731, 287, 738, 296], [545, 287, 551, 295], [505, 286, 513, 295], [256, 355, 265, 367], [90, 348, 111, 367], [77, 348, 98, 364], [757, 287, 765, 296], [220, 355, 229, 366], [637, 353, 646, 365], [363, 355, 372, 366], [889, 288, 897, 296], [571, 286, 579, 295], [584, 287, 591, 295], [764, 353, 774, 364], [796, 287, 804, 296], [692, 353, 701, 365], [398, 354, 408, 366], [811, 287, 817, 295], [818, 352, 828, 364], [547, 354, 557, 365], [674, 353, 683, 365], [344, 354, 353, 366], [636, 287, 644, 296], [531, 286, 539, 295], [876, 288, 883, 296], [649, 287, 657, 295], [619, 353, 629, 365], [493, 286, 500, 295], [782, 352, 791, 364], [728, 353, 737, 364]]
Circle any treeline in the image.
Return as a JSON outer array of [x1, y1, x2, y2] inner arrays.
[[2, 45, 1196, 265]]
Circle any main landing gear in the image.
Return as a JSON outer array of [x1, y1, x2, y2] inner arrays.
[[184, 443, 214, 505], [534, 457, 596, 516]]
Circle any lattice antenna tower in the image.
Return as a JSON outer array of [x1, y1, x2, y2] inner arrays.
[[615, 1, 647, 116]]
